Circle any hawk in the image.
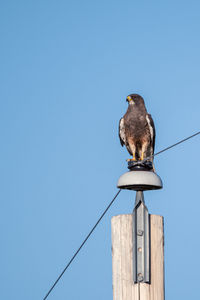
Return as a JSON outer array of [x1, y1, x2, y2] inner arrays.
[[119, 94, 155, 164]]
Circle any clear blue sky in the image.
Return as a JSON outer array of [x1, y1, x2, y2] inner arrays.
[[1, 1, 200, 299]]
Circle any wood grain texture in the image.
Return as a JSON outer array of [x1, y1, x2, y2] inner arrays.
[[111, 214, 164, 300]]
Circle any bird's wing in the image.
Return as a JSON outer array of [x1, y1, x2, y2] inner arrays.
[[119, 117, 126, 146], [146, 114, 156, 153]]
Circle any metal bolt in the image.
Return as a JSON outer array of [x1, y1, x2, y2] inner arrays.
[[138, 247, 142, 252], [138, 273, 144, 282], [137, 229, 143, 236]]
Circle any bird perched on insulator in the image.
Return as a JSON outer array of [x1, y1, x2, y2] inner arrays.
[[119, 94, 155, 168]]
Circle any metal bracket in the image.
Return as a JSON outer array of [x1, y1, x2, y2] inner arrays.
[[132, 191, 150, 283]]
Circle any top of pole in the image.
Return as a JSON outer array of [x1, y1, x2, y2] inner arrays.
[[117, 161, 163, 191]]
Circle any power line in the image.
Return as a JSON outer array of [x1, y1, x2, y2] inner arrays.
[[43, 189, 121, 300], [143, 130, 200, 162], [43, 129, 200, 299]]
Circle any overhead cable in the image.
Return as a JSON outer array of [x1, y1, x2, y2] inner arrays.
[[143, 130, 200, 162], [43, 189, 121, 300]]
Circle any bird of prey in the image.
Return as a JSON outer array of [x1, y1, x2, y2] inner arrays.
[[119, 94, 155, 164]]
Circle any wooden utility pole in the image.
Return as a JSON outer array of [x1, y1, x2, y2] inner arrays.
[[114, 161, 164, 300], [111, 214, 164, 300]]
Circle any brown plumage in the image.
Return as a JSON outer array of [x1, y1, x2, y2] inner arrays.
[[119, 94, 155, 162]]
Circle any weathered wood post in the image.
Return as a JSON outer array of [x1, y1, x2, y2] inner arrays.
[[112, 162, 164, 300]]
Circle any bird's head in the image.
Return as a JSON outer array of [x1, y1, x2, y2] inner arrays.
[[126, 94, 145, 107]]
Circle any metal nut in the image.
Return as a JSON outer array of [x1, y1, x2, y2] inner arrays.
[[138, 273, 144, 282], [137, 230, 143, 236]]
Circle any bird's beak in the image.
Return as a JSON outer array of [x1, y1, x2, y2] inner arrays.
[[126, 96, 134, 104]]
